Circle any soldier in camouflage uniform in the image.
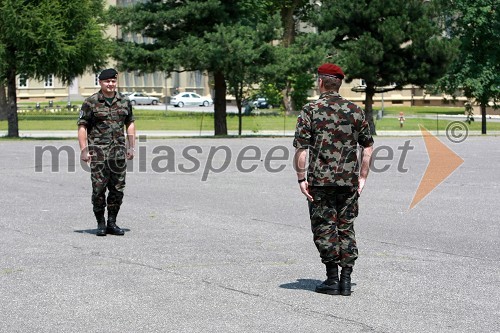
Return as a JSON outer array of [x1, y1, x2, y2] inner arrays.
[[77, 68, 136, 236], [293, 63, 374, 296]]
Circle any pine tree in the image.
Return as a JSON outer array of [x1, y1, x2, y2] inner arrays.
[[109, 0, 278, 136], [314, 0, 459, 134]]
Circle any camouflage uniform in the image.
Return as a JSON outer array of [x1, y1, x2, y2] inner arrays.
[[293, 91, 373, 268], [77, 91, 134, 216]]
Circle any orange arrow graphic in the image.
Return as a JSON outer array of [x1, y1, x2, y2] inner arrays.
[[409, 126, 464, 210]]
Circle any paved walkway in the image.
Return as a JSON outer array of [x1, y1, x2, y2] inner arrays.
[[1, 137, 498, 332]]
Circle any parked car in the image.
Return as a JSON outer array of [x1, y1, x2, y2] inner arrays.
[[170, 92, 213, 107], [126, 92, 160, 105], [252, 97, 273, 109]]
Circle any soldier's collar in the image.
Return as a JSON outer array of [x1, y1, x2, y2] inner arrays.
[[97, 91, 119, 102], [320, 91, 341, 97]]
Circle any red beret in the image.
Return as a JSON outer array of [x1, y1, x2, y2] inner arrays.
[[318, 63, 344, 79]]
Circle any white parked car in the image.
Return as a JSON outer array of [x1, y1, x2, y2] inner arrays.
[[126, 92, 160, 105], [170, 92, 213, 107]]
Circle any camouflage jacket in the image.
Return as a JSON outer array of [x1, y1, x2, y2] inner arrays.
[[293, 91, 373, 187], [77, 91, 135, 160]]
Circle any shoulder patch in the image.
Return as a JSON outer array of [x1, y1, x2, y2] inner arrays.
[[79, 110, 84, 119]]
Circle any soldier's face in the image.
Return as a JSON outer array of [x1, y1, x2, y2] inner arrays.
[[99, 79, 117, 96]]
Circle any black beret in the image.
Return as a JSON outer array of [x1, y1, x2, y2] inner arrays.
[[98, 68, 118, 80]]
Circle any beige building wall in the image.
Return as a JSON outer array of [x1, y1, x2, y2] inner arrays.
[[338, 82, 467, 108]]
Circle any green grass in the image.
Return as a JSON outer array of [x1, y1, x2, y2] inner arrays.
[[376, 106, 466, 115], [0, 110, 297, 132], [1, 107, 497, 133], [375, 117, 500, 131]]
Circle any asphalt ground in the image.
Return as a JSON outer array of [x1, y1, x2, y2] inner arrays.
[[0, 136, 499, 333]]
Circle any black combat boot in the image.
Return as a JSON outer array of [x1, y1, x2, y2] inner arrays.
[[94, 211, 106, 237], [315, 263, 340, 295], [339, 266, 353, 296], [106, 214, 125, 236]]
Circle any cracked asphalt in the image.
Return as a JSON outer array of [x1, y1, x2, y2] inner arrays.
[[1, 136, 499, 333]]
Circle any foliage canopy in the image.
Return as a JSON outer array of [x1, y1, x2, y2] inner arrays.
[[0, 0, 110, 137], [313, 0, 459, 133], [109, 0, 279, 135], [435, 0, 499, 133]]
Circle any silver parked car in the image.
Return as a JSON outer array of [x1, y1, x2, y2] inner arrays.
[[126, 92, 160, 105], [170, 92, 213, 107]]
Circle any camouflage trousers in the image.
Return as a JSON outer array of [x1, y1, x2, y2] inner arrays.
[[90, 159, 127, 215], [308, 186, 359, 268]]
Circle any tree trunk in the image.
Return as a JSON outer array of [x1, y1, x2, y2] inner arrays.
[[364, 84, 376, 135], [481, 103, 487, 135], [280, 1, 299, 114], [282, 81, 293, 114], [280, 2, 298, 47], [236, 96, 242, 136], [213, 71, 227, 136], [0, 84, 7, 121], [6, 67, 19, 137], [237, 82, 244, 136]]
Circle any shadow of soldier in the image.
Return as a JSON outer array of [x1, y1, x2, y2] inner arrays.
[[280, 278, 357, 292], [73, 228, 131, 235], [279, 279, 322, 292]]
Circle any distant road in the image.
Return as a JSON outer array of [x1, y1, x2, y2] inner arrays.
[[135, 104, 241, 114]]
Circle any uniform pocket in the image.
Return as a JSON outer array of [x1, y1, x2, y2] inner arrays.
[[93, 108, 108, 120], [117, 108, 129, 116], [343, 191, 359, 219], [309, 187, 325, 203], [113, 107, 129, 122]]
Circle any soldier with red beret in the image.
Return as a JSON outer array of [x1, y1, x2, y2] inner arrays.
[[293, 63, 374, 295]]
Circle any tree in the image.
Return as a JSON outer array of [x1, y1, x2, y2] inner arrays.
[[0, 85, 6, 120], [175, 18, 278, 136], [108, 0, 278, 136], [261, 32, 335, 113], [436, 0, 499, 134], [260, 0, 334, 113], [314, 0, 459, 134], [0, 0, 110, 137], [205, 23, 276, 135]]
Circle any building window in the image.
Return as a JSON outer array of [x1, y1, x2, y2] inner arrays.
[[44, 75, 54, 88], [153, 72, 162, 87], [194, 71, 203, 88], [360, 79, 366, 86], [144, 73, 153, 87], [188, 71, 204, 88], [19, 75, 28, 88], [392, 100, 403, 105], [95, 74, 100, 86]]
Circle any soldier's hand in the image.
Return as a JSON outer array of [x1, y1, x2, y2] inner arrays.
[[300, 181, 313, 202], [80, 149, 91, 162], [126, 148, 135, 160], [358, 178, 366, 195]]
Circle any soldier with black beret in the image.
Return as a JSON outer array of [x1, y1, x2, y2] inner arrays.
[[293, 63, 374, 295], [77, 68, 136, 236]]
